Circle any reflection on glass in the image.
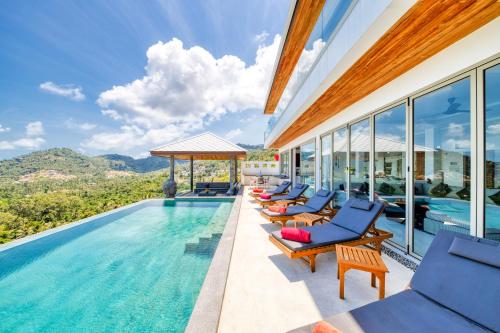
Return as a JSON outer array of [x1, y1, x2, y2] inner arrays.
[[321, 134, 332, 190], [265, 0, 353, 140], [349, 119, 370, 200], [484, 64, 500, 241], [333, 128, 348, 207], [374, 105, 406, 247], [413, 77, 471, 256], [300, 141, 316, 197], [280, 151, 290, 177]]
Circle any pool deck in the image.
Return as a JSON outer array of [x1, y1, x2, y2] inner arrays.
[[218, 188, 414, 333]]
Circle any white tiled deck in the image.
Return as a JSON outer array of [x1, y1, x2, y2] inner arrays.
[[218, 188, 414, 333]]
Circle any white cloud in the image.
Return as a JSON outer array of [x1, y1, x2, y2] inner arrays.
[[443, 139, 471, 150], [0, 121, 45, 150], [64, 119, 97, 131], [254, 31, 269, 44], [487, 123, 500, 135], [26, 121, 44, 137], [39, 81, 85, 101], [447, 123, 464, 137], [0, 124, 10, 133], [89, 36, 281, 151], [225, 128, 242, 140]]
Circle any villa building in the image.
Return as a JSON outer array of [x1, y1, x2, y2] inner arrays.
[[264, 0, 500, 258]]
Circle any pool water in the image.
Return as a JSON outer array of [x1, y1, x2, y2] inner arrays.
[[0, 199, 233, 332]]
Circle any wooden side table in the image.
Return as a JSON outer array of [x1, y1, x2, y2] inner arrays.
[[292, 213, 325, 228], [274, 200, 295, 207], [335, 245, 389, 300]]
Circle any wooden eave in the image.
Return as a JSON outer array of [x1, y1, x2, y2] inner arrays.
[[268, 0, 500, 148]]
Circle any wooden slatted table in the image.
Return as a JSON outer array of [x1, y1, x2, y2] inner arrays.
[[292, 213, 325, 228], [335, 245, 389, 300]]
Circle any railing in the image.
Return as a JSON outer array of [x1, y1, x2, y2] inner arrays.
[[264, 0, 354, 141]]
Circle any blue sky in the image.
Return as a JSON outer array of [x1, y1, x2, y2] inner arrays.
[[0, 0, 288, 159]]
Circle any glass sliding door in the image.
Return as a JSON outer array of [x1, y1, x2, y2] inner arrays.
[[332, 128, 348, 207], [349, 119, 371, 200], [280, 151, 290, 178], [374, 104, 407, 247], [300, 140, 316, 197], [484, 63, 500, 241], [412, 77, 471, 256], [321, 134, 332, 190]]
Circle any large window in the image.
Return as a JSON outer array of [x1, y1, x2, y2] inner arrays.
[[280, 151, 290, 178], [332, 128, 348, 207], [349, 119, 370, 201], [374, 104, 407, 247], [300, 140, 316, 197], [321, 134, 332, 190], [412, 77, 471, 256], [484, 63, 500, 241]]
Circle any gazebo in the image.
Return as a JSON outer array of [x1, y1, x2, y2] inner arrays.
[[150, 132, 247, 197]]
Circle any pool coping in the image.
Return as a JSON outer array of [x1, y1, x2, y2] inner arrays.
[[185, 187, 244, 333]]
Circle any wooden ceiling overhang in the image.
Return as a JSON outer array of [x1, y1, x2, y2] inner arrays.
[[263, 0, 326, 115], [150, 151, 247, 161], [268, 0, 500, 148]]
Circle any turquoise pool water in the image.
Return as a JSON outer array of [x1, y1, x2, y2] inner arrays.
[[0, 199, 233, 332]]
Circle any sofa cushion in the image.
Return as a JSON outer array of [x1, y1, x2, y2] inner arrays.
[[331, 199, 384, 235], [288, 290, 487, 333], [448, 237, 500, 268], [411, 230, 500, 332], [271, 223, 359, 251]]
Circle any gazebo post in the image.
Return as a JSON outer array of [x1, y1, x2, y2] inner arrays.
[[190, 156, 194, 193], [229, 158, 234, 190], [234, 157, 238, 183]]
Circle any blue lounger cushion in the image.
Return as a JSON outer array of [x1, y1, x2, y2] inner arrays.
[[448, 237, 500, 268], [288, 289, 488, 333], [411, 231, 500, 332], [270, 181, 291, 194], [271, 223, 360, 251], [303, 190, 335, 212], [350, 198, 374, 211], [331, 199, 384, 236]]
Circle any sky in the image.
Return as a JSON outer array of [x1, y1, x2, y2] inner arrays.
[[0, 0, 289, 159]]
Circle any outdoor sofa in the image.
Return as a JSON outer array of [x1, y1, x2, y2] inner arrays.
[[289, 230, 500, 332], [194, 182, 231, 194], [269, 198, 392, 272], [256, 183, 309, 207], [260, 189, 336, 227]]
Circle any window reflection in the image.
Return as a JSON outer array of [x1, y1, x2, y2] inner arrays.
[[300, 141, 316, 197], [321, 134, 332, 190], [413, 77, 471, 256], [374, 104, 407, 247], [280, 151, 290, 178], [349, 119, 370, 201], [333, 128, 348, 207], [484, 64, 500, 241]]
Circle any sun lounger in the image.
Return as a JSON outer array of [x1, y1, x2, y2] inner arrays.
[[250, 181, 291, 198], [288, 230, 500, 332], [256, 183, 309, 207], [261, 189, 336, 227], [269, 198, 392, 272]]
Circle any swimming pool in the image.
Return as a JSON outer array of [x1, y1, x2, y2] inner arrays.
[[0, 198, 234, 332]]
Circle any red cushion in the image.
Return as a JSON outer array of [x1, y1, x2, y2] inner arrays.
[[268, 205, 287, 214], [260, 194, 272, 199], [253, 188, 263, 193], [312, 321, 342, 333], [281, 227, 311, 243]]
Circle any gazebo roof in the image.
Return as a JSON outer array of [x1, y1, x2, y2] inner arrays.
[[150, 132, 247, 160]]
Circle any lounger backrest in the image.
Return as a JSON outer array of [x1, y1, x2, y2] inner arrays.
[[288, 184, 309, 198], [410, 230, 500, 331], [275, 181, 291, 193], [304, 190, 335, 211], [330, 199, 384, 235]]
